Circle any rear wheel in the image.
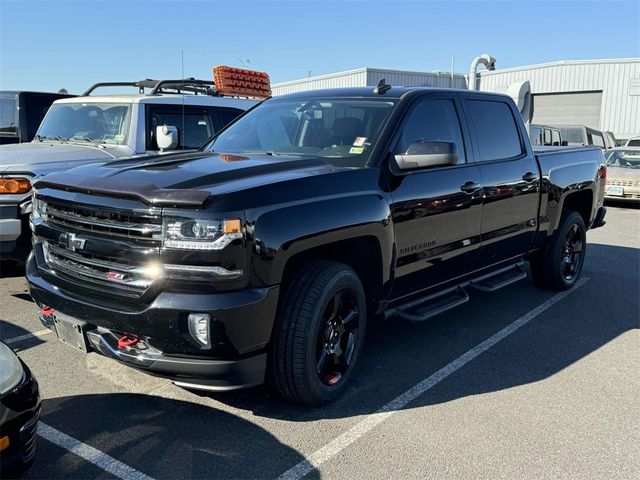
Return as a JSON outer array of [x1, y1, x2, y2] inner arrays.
[[269, 261, 366, 406], [530, 210, 586, 290]]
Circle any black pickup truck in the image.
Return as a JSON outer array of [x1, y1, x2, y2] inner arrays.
[[27, 86, 607, 405]]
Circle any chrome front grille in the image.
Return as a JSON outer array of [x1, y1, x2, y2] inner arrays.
[[43, 200, 162, 241], [42, 242, 157, 298]]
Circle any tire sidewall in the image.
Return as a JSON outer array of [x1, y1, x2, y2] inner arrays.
[[304, 268, 367, 404], [555, 212, 587, 288]]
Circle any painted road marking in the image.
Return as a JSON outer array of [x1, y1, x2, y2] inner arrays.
[[38, 422, 154, 480], [278, 278, 590, 480], [4, 328, 52, 345]]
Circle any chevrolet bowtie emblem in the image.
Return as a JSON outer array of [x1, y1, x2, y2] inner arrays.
[[60, 232, 86, 252]]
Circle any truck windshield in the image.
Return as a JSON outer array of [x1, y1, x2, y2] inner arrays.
[[0, 96, 17, 135], [606, 150, 640, 168], [206, 98, 396, 163], [36, 102, 131, 145]]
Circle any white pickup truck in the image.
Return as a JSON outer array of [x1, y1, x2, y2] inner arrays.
[[0, 71, 267, 261]]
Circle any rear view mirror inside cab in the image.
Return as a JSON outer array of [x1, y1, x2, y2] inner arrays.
[[394, 141, 458, 171]]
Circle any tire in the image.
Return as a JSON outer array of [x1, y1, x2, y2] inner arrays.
[[530, 210, 587, 291], [269, 261, 367, 406]]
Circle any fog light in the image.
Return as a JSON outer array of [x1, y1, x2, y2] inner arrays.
[[188, 313, 210, 347]]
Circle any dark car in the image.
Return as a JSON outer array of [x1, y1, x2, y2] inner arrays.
[[28, 86, 606, 406], [0, 341, 40, 476], [0, 91, 75, 145]]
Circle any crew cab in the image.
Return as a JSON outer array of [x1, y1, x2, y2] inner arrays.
[[0, 69, 265, 261], [27, 86, 607, 406]]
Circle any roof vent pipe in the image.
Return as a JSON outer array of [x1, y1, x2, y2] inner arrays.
[[469, 54, 496, 90]]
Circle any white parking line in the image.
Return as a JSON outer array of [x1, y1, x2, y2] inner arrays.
[[278, 278, 590, 480], [38, 422, 154, 480], [4, 328, 52, 345]]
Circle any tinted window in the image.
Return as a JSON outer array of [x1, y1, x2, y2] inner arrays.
[[218, 108, 244, 128], [468, 100, 523, 161], [148, 107, 214, 150], [395, 99, 466, 164], [0, 96, 17, 134], [627, 139, 640, 147]]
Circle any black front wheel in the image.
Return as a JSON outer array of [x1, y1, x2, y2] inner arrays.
[[269, 261, 367, 406], [530, 210, 587, 290]]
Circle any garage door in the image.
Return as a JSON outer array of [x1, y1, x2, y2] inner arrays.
[[532, 91, 602, 128]]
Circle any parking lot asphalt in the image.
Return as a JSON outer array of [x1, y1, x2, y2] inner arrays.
[[1, 204, 638, 480]]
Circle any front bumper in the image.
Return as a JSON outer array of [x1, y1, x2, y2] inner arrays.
[[27, 255, 279, 390], [0, 362, 41, 473]]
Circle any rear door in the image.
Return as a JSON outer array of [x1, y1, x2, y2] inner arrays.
[[462, 94, 540, 265], [388, 93, 484, 298]]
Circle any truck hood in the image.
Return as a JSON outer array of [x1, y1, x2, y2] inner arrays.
[[34, 151, 348, 208], [0, 142, 120, 175]]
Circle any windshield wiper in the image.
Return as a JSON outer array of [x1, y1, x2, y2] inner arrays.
[[37, 134, 68, 143], [71, 135, 105, 145]]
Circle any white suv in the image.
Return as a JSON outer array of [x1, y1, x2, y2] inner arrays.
[[0, 74, 265, 261]]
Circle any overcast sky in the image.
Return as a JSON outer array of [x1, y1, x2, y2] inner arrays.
[[1, 0, 639, 94]]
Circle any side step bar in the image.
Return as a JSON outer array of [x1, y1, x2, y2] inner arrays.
[[386, 262, 527, 323], [468, 263, 527, 292]]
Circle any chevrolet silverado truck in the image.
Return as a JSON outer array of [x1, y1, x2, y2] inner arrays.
[[27, 85, 607, 406], [0, 68, 267, 262]]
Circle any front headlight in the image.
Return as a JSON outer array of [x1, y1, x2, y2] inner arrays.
[[0, 342, 25, 395], [163, 217, 243, 250], [31, 194, 47, 221]]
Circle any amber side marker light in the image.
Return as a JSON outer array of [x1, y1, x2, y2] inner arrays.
[[223, 219, 242, 234], [0, 178, 31, 194], [0, 435, 9, 452]]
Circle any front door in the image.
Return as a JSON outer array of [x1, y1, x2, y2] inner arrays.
[[388, 94, 483, 299]]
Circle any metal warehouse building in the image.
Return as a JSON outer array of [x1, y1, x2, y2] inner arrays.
[[272, 58, 640, 141], [272, 67, 467, 95]]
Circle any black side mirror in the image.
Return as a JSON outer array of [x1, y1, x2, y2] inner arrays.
[[394, 141, 458, 171], [561, 140, 568, 146]]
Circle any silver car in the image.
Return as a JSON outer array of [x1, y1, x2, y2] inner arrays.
[[604, 147, 640, 202]]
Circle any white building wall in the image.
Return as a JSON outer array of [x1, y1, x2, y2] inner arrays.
[[272, 68, 467, 96], [477, 59, 640, 139]]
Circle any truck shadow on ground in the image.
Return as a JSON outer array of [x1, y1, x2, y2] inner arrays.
[[204, 243, 639, 422], [26, 393, 307, 480], [0, 320, 46, 351]]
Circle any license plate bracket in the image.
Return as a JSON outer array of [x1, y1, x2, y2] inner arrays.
[[606, 185, 624, 196], [53, 313, 89, 352]]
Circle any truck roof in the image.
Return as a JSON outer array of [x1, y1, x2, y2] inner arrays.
[[274, 86, 504, 100], [51, 94, 258, 109]]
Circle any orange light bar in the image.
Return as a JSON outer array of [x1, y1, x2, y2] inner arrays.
[[214, 65, 271, 99], [0, 177, 31, 194]]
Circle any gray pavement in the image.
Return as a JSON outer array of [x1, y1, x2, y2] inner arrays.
[[1, 203, 638, 479]]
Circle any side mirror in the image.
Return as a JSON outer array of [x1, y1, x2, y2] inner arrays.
[[561, 140, 568, 146], [394, 141, 458, 171], [156, 125, 178, 151]]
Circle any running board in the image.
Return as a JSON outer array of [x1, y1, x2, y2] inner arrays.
[[385, 262, 527, 323], [393, 287, 470, 323], [468, 263, 527, 292]]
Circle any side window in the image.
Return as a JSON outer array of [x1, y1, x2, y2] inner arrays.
[[395, 98, 466, 164], [147, 106, 214, 150], [530, 126, 542, 146], [552, 130, 561, 146], [591, 133, 605, 148], [218, 108, 244, 128], [543, 129, 552, 145], [24, 94, 56, 139], [467, 100, 523, 161]]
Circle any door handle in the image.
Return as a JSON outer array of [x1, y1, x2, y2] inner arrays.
[[522, 171, 539, 182], [460, 181, 481, 193]]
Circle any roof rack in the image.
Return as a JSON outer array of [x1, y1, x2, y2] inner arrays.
[[81, 78, 219, 97], [81, 66, 271, 99]]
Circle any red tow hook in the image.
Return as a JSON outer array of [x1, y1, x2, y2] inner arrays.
[[39, 307, 56, 316], [117, 334, 140, 350]]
